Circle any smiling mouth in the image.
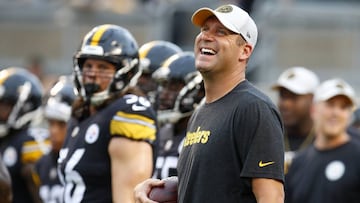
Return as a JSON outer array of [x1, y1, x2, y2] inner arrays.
[[200, 48, 216, 55]]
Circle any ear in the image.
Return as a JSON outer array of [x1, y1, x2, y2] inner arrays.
[[239, 43, 253, 61]]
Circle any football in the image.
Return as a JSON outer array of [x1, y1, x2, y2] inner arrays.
[[149, 176, 178, 203]]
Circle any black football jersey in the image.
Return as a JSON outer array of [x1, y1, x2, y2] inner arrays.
[[34, 150, 63, 203], [0, 127, 50, 203], [58, 94, 157, 202], [153, 123, 185, 179]]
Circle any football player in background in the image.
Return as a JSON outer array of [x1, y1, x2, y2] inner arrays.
[[151, 52, 204, 179], [57, 24, 158, 203], [32, 75, 76, 203], [138, 40, 182, 107], [0, 67, 50, 203]]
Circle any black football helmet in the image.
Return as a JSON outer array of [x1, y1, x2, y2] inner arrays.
[[0, 67, 43, 137], [152, 52, 204, 124], [139, 40, 182, 74], [138, 40, 182, 103], [44, 75, 76, 122], [73, 24, 140, 105]]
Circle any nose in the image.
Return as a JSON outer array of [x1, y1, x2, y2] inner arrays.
[[159, 88, 171, 102], [198, 31, 212, 42], [82, 68, 98, 84], [83, 67, 104, 81], [158, 88, 176, 110], [83, 68, 96, 76], [279, 96, 291, 106]]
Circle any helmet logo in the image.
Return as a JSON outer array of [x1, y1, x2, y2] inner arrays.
[[110, 47, 122, 55], [110, 40, 123, 55]]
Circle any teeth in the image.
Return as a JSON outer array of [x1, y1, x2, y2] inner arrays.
[[201, 48, 216, 55]]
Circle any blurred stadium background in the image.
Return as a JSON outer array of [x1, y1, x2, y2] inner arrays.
[[0, 0, 360, 102]]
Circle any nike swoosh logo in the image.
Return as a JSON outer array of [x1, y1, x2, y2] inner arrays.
[[258, 161, 275, 167]]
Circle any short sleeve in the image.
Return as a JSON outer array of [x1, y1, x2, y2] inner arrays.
[[236, 101, 284, 182]]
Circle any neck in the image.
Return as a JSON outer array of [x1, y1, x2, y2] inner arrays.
[[314, 132, 350, 150], [202, 67, 246, 103]]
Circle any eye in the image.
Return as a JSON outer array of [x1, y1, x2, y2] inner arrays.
[[200, 25, 209, 33], [216, 28, 227, 36], [98, 64, 108, 71], [82, 64, 91, 72]]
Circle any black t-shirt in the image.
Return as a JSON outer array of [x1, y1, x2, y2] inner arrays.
[[285, 139, 360, 203], [178, 80, 284, 203]]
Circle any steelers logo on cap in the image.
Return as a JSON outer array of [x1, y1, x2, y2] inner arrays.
[[286, 71, 296, 79], [335, 82, 345, 90], [216, 5, 233, 13]]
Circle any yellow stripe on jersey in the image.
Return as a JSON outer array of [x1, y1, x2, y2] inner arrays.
[[21, 140, 50, 163], [110, 111, 156, 141], [90, 24, 111, 46]]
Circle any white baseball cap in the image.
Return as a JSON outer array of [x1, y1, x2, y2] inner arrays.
[[191, 4, 258, 48], [272, 67, 320, 95], [314, 78, 356, 107]]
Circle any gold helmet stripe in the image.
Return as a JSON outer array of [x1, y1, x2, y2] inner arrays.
[[90, 24, 112, 46], [139, 41, 159, 59], [161, 53, 180, 68], [0, 68, 17, 85]]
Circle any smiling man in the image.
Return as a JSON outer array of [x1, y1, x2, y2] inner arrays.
[[134, 4, 285, 203], [285, 78, 360, 203]]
